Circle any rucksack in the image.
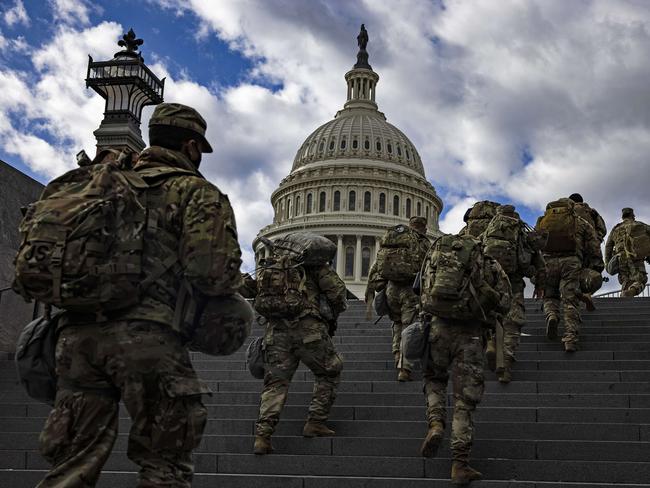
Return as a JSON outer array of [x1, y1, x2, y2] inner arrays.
[[536, 199, 577, 253], [254, 253, 311, 319], [13, 157, 150, 313], [15, 311, 63, 405], [482, 213, 521, 275], [465, 201, 500, 238], [272, 232, 336, 265], [420, 234, 501, 322], [377, 225, 428, 281], [623, 221, 650, 260]]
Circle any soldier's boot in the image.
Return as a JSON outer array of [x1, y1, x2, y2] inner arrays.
[[302, 421, 335, 438], [420, 422, 444, 458], [545, 315, 559, 341], [497, 367, 512, 384], [564, 341, 578, 353], [580, 293, 596, 311], [398, 369, 413, 382], [451, 461, 483, 485], [485, 337, 496, 372], [253, 435, 273, 455]]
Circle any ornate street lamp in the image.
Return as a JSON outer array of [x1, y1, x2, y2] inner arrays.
[[86, 28, 165, 154]]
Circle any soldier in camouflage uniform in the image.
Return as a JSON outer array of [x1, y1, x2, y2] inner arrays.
[[420, 238, 512, 485], [605, 208, 650, 297], [364, 261, 386, 320], [37, 103, 243, 488], [254, 263, 347, 455], [385, 216, 430, 382], [569, 193, 607, 310], [484, 205, 546, 383], [536, 198, 603, 352]]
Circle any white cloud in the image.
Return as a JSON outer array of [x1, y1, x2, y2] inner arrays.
[[3, 0, 29, 27], [6, 0, 650, 277], [49, 0, 92, 25]]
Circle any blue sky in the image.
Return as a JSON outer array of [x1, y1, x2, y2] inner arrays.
[[1, 0, 650, 283]]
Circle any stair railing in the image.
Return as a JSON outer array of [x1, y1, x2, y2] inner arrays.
[[594, 283, 650, 298]]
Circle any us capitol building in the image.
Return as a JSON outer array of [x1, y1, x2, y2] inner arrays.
[[254, 26, 443, 297]]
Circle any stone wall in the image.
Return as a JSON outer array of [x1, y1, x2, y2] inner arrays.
[[0, 161, 44, 352]]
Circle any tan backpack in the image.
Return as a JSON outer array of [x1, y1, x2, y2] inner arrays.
[[376, 225, 428, 282], [623, 221, 650, 259], [536, 199, 577, 253]]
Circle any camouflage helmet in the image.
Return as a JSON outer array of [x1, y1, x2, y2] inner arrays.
[[187, 293, 253, 356], [149, 102, 213, 153]]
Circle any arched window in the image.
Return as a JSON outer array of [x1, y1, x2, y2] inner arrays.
[[352, 139, 358, 149], [364, 191, 371, 212], [329, 140, 335, 150], [387, 143, 393, 154], [348, 190, 356, 211], [364, 139, 370, 150], [319, 142, 324, 152], [361, 247, 371, 278], [345, 246, 355, 277], [296, 195, 301, 215], [379, 193, 386, 214], [406, 198, 412, 218], [340, 139, 346, 149], [333, 191, 341, 211], [406, 149, 410, 160], [286, 198, 292, 219], [393, 195, 400, 216], [376, 140, 382, 151], [306, 193, 313, 214], [417, 201, 422, 217], [319, 191, 326, 212], [397, 145, 402, 156]]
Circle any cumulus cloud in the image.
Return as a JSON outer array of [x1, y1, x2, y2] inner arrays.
[[3, 0, 29, 27], [5, 0, 650, 279], [49, 0, 92, 25]]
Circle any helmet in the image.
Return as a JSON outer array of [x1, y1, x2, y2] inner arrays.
[[580, 268, 603, 295], [187, 293, 253, 356]]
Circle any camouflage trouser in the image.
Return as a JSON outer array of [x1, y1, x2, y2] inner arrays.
[[38, 320, 210, 488], [618, 257, 648, 297], [423, 320, 485, 463], [256, 317, 343, 437], [502, 287, 526, 363], [386, 280, 419, 371], [543, 256, 582, 345]]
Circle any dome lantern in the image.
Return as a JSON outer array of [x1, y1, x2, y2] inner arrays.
[[344, 24, 379, 111]]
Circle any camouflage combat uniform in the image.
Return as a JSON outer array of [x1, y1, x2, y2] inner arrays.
[[255, 265, 347, 438], [385, 230, 429, 375], [38, 132, 243, 486], [538, 211, 602, 349], [573, 200, 607, 301], [423, 258, 511, 467], [605, 215, 649, 297]]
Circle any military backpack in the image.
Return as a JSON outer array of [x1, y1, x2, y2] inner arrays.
[[482, 213, 521, 275], [13, 157, 150, 313], [376, 225, 428, 282], [465, 201, 500, 238], [622, 221, 650, 260], [536, 199, 577, 253], [420, 234, 501, 322], [254, 253, 311, 319]]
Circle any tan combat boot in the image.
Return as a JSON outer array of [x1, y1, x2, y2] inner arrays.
[[451, 461, 483, 485], [485, 338, 496, 372], [253, 435, 273, 455], [545, 315, 559, 341], [564, 341, 577, 353], [302, 421, 336, 437], [397, 369, 413, 382], [420, 422, 444, 458], [497, 368, 512, 384]]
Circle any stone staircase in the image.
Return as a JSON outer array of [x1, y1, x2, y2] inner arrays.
[[2, 297, 650, 487]]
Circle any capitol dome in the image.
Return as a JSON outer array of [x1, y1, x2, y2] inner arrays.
[[255, 25, 443, 297]]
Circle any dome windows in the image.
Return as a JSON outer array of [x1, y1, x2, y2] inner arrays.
[[333, 191, 341, 211], [406, 198, 412, 218], [397, 145, 402, 156], [406, 148, 411, 160], [362, 247, 371, 278], [393, 195, 400, 216], [387, 143, 393, 154], [345, 246, 355, 277], [364, 138, 370, 150], [319, 191, 326, 212], [319, 141, 324, 152], [306, 193, 313, 214], [296, 195, 301, 215], [352, 138, 358, 149], [376, 140, 381, 151], [379, 193, 386, 214], [417, 201, 422, 216], [348, 190, 356, 211], [329, 140, 335, 151], [340, 138, 347, 150], [364, 191, 371, 212]]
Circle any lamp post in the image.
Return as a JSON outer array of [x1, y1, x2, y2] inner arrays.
[[86, 28, 165, 154]]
